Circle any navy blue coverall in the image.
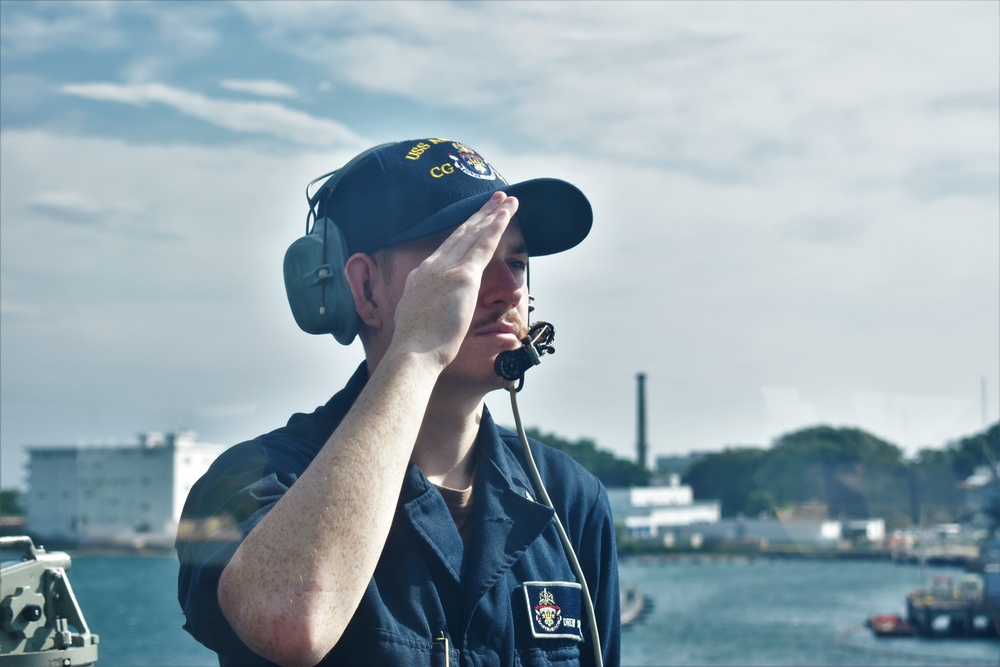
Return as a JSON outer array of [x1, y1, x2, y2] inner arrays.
[[176, 364, 621, 666]]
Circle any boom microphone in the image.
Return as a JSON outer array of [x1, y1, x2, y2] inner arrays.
[[494, 322, 556, 387]]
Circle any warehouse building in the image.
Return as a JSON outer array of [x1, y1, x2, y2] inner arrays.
[[26, 431, 226, 547]]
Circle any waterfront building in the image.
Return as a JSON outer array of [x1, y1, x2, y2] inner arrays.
[[26, 431, 226, 547], [678, 518, 845, 547], [632, 515, 885, 549], [608, 475, 723, 540], [608, 477, 889, 549]]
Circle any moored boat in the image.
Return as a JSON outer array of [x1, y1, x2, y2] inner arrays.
[[866, 613, 915, 637]]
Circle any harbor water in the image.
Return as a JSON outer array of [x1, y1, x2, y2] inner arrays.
[[62, 554, 998, 666], [619, 555, 997, 666]]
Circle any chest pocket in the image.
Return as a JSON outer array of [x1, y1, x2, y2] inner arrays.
[[331, 627, 456, 667], [516, 645, 582, 667]]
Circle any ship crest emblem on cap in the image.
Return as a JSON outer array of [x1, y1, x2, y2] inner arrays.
[[533, 588, 563, 632], [448, 143, 497, 181]]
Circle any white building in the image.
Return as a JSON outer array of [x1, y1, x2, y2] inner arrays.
[[608, 475, 722, 540], [607, 477, 888, 548], [27, 431, 226, 547]]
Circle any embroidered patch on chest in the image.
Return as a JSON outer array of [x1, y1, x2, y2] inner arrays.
[[521, 581, 583, 641]]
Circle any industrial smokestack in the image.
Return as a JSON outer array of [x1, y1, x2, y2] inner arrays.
[[983, 376, 988, 429], [636, 373, 648, 470]]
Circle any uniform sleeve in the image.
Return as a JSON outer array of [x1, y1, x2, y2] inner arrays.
[[175, 441, 299, 665], [580, 482, 621, 667]]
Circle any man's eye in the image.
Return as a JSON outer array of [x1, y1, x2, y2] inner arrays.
[[508, 260, 527, 272]]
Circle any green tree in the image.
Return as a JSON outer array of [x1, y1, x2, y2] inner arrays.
[[898, 425, 998, 525], [524, 428, 650, 487], [522, 421, 999, 527], [683, 447, 767, 517], [758, 426, 907, 519], [743, 489, 777, 518], [943, 423, 999, 480], [0, 489, 25, 516]]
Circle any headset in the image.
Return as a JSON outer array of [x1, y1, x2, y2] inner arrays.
[[283, 144, 394, 345]]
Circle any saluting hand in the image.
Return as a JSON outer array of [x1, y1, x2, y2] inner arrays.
[[388, 191, 519, 371]]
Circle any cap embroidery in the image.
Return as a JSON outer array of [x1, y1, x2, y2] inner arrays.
[[448, 143, 497, 181], [404, 138, 451, 161], [404, 142, 432, 161]]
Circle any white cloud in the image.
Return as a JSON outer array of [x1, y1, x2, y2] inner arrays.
[[0, 1, 122, 56], [220, 79, 298, 98], [237, 1, 999, 187], [60, 82, 365, 147], [25, 190, 144, 224], [0, 299, 40, 318]]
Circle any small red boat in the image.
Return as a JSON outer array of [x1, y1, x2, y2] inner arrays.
[[866, 613, 915, 637]]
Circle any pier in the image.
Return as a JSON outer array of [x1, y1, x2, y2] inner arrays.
[[905, 576, 999, 638], [620, 584, 648, 626]]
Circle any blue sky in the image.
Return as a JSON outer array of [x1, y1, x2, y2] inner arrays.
[[2, 1, 998, 489]]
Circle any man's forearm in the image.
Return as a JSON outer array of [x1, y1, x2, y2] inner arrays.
[[218, 351, 442, 667]]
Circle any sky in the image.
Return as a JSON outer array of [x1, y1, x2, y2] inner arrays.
[[1, 0, 998, 491]]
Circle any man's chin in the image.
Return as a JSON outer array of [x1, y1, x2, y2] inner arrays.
[[437, 354, 515, 392]]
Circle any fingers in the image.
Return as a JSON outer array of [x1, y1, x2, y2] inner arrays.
[[431, 192, 518, 268]]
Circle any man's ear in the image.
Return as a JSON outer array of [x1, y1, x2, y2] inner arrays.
[[344, 253, 384, 330]]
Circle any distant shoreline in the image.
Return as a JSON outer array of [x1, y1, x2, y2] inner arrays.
[[619, 547, 977, 569], [3, 536, 978, 571]]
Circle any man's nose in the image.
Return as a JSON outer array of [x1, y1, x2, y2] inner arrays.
[[480, 257, 525, 308]]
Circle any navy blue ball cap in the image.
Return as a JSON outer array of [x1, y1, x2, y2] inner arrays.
[[314, 138, 592, 257]]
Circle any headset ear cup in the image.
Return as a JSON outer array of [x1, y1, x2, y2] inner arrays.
[[283, 218, 359, 344]]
